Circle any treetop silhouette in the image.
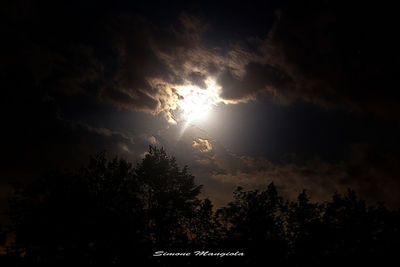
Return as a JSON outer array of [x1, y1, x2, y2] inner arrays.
[[1, 146, 399, 266]]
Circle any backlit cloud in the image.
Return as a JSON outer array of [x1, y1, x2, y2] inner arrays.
[[192, 138, 213, 152]]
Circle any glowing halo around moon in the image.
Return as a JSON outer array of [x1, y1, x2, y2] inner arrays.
[[175, 78, 223, 125]]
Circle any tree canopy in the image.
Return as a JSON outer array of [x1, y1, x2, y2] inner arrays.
[[1, 146, 399, 266]]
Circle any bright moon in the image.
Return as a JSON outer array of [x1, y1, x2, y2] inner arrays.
[[176, 78, 222, 124]]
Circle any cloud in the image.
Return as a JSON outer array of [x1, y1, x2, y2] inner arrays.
[[192, 137, 213, 152], [5, 1, 400, 127], [255, 1, 400, 119], [157, 124, 400, 208], [210, 142, 400, 208], [187, 72, 208, 89], [153, 1, 400, 121], [343, 144, 400, 207], [71, 121, 134, 142], [148, 136, 158, 144], [93, 12, 235, 122], [217, 62, 294, 103]]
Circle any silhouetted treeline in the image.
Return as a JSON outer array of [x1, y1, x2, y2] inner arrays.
[[1, 146, 399, 266]]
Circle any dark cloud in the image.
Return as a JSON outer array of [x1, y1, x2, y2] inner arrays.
[[155, 124, 400, 208], [1, 1, 213, 118], [205, 0, 400, 121], [6, 0, 399, 121], [261, 0, 400, 119], [99, 86, 159, 112], [344, 143, 400, 207], [206, 140, 400, 208], [188, 72, 207, 89], [97, 15, 181, 112], [218, 62, 294, 102]]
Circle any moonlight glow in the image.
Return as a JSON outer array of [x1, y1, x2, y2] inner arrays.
[[176, 78, 223, 124]]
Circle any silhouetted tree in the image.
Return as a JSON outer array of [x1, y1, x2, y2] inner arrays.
[[134, 146, 202, 246], [286, 189, 400, 266], [7, 146, 204, 265], [317, 190, 399, 266], [216, 183, 288, 265], [186, 198, 221, 247], [4, 147, 400, 266], [78, 152, 145, 264], [286, 190, 324, 266], [7, 152, 147, 265]]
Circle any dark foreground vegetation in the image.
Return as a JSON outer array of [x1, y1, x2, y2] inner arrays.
[[1, 146, 399, 266]]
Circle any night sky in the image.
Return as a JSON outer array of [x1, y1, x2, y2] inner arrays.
[[2, 0, 400, 225]]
